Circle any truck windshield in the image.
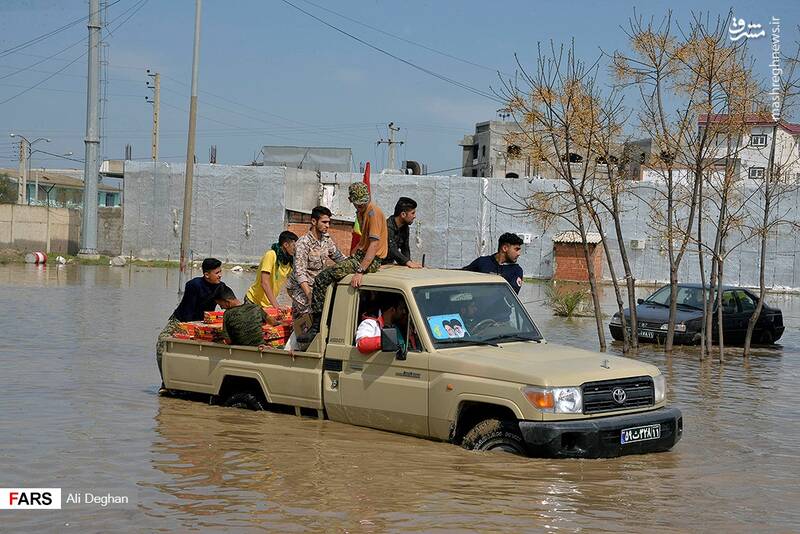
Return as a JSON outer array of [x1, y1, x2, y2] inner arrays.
[[412, 283, 542, 348]]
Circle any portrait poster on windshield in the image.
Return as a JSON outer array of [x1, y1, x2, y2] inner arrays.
[[427, 314, 469, 339]]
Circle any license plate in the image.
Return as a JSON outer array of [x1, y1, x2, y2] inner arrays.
[[621, 424, 661, 444], [638, 330, 655, 339]]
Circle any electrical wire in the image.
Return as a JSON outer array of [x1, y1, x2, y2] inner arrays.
[[295, 0, 511, 77], [0, 0, 125, 58], [0, 0, 149, 107], [277, 0, 504, 104]]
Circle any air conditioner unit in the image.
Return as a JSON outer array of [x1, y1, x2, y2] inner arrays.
[[630, 238, 646, 250]]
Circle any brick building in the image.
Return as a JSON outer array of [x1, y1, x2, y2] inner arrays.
[[552, 231, 604, 281]]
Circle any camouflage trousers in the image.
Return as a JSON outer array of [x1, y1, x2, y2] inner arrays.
[[156, 315, 181, 381], [310, 250, 381, 314]]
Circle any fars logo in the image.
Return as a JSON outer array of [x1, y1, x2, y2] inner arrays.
[[0, 488, 61, 509]]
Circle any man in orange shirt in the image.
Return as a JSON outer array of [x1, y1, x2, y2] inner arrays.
[[304, 182, 387, 331]]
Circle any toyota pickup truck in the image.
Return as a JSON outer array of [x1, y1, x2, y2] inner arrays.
[[162, 268, 682, 458]]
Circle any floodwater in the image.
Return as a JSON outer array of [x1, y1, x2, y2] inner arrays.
[[1, 263, 798, 532]]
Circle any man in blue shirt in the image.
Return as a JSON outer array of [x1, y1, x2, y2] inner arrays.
[[463, 233, 524, 294], [157, 258, 236, 394]]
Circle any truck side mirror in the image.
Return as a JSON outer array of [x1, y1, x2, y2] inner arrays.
[[381, 327, 406, 360], [637, 298, 644, 304]]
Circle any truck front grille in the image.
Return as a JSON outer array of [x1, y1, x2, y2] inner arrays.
[[582, 376, 654, 414]]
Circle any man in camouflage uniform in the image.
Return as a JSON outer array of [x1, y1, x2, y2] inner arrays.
[[220, 286, 278, 346], [286, 205, 346, 320], [308, 182, 388, 317]]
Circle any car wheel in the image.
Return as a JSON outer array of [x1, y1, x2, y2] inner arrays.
[[461, 418, 526, 455], [223, 391, 266, 411]]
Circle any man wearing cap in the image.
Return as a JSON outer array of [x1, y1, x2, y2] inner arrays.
[[306, 182, 388, 323]]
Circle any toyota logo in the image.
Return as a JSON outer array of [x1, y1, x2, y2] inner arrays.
[[612, 387, 627, 404]]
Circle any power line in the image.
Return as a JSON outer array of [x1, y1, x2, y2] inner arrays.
[[0, 0, 125, 59], [296, 0, 511, 77], [0, 0, 149, 107], [277, 0, 504, 104], [424, 165, 463, 175]]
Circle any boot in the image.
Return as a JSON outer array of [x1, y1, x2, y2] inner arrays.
[[296, 313, 321, 344]]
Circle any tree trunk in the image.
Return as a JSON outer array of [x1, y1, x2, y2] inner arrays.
[[744, 125, 777, 356], [593, 212, 629, 352], [665, 168, 677, 352], [697, 173, 707, 360], [573, 192, 606, 350], [716, 254, 725, 363], [610, 187, 638, 348]]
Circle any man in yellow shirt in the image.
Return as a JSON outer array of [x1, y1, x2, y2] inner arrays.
[[245, 231, 298, 308]]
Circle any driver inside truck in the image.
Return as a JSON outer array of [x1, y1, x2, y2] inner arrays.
[[355, 294, 408, 354]]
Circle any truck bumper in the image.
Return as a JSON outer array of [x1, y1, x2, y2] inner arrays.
[[518, 407, 683, 458]]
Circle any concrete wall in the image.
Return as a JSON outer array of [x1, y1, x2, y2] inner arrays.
[[0, 203, 81, 254], [121, 162, 800, 289], [123, 162, 287, 263], [97, 207, 123, 256]]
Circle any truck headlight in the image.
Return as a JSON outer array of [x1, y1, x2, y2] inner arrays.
[[522, 386, 583, 414], [653, 374, 666, 403], [610, 314, 621, 326]]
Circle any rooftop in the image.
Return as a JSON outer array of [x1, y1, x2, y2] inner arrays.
[[698, 113, 800, 135], [0, 168, 120, 192]]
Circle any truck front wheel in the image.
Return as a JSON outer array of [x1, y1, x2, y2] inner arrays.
[[223, 391, 265, 411], [461, 418, 526, 455]]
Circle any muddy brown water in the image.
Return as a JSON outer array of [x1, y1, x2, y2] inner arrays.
[[1, 264, 798, 532]]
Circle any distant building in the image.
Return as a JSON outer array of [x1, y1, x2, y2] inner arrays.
[[261, 146, 353, 173], [459, 121, 530, 178], [0, 168, 121, 208], [460, 120, 627, 180], [698, 113, 800, 182]]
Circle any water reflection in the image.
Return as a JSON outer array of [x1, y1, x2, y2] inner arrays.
[[0, 264, 798, 531]]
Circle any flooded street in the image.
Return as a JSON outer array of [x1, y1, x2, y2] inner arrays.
[[1, 263, 799, 532]]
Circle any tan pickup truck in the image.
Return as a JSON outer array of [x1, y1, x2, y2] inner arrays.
[[162, 268, 682, 458]]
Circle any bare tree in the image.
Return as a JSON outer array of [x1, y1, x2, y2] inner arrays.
[[500, 41, 610, 349], [614, 12, 702, 351], [743, 37, 800, 356]]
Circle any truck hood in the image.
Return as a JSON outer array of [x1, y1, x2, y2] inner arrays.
[[433, 341, 660, 386]]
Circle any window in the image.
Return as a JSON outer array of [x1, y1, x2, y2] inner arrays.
[[734, 290, 756, 313], [750, 134, 767, 147], [471, 169, 478, 177], [505, 172, 519, 178], [721, 291, 739, 314], [749, 167, 766, 179], [481, 145, 486, 158], [355, 290, 420, 352], [507, 144, 521, 157], [412, 283, 542, 348]]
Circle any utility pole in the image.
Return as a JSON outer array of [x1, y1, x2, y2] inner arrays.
[[79, 0, 102, 259], [178, 0, 202, 293], [377, 122, 403, 172], [17, 138, 28, 204], [146, 70, 160, 161]]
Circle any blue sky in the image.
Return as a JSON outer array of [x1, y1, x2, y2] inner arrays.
[[1, 0, 798, 174]]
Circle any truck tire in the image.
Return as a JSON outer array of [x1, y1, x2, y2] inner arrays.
[[461, 418, 526, 455], [223, 391, 265, 411]]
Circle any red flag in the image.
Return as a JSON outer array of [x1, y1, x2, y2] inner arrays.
[[350, 162, 370, 254]]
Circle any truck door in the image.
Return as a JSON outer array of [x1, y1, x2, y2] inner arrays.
[[338, 289, 429, 437]]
